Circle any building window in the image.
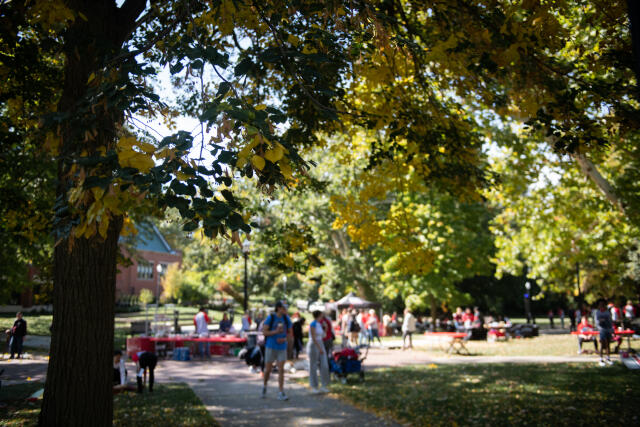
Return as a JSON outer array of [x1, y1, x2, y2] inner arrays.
[[137, 262, 153, 280]]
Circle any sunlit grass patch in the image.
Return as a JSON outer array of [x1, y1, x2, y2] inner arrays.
[[325, 363, 640, 426]]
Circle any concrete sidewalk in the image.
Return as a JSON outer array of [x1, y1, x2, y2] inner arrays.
[[158, 358, 400, 426]]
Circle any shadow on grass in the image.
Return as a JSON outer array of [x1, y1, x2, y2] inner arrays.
[[0, 382, 218, 427], [329, 363, 640, 426]]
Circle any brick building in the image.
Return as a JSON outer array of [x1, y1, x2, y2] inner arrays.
[[115, 224, 182, 299]]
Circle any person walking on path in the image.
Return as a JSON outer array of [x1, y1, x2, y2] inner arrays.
[[558, 308, 565, 329], [595, 299, 614, 367], [402, 308, 416, 350], [262, 301, 292, 400], [7, 312, 27, 359], [308, 310, 330, 394], [291, 312, 305, 359], [547, 309, 554, 329], [367, 309, 382, 346], [347, 310, 360, 348]]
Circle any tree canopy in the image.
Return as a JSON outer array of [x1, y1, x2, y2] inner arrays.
[[2, 0, 640, 425]]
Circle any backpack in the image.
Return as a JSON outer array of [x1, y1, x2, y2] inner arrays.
[[348, 318, 360, 333]]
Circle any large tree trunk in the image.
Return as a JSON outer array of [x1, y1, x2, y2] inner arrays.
[[39, 219, 123, 426], [39, 1, 145, 425]]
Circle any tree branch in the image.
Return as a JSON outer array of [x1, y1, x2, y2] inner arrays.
[[115, 0, 147, 44], [572, 151, 626, 215]]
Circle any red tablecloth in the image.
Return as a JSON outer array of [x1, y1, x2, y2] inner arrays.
[[424, 332, 467, 339], [150, 336, 247, 344]]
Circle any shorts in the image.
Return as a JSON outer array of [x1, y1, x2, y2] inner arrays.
[[264, 347, 287, 364], [599, 329, 613, 342]]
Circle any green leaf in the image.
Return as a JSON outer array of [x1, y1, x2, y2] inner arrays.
[[234, 57, 253, 76]]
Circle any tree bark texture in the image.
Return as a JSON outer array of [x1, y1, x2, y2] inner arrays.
[[39, 219, 123, 426], [39, 1, 145, 425]]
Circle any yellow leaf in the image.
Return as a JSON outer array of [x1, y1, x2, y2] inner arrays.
[[279, 161, 292, 179], [155, 147, 175, 159], [251, 155, 265, 171], [255, 104, 267, 111], [87, 73, 95, 83], [176, 171, 192, 181], [137, 141, 156, 154], [264, 145, 284, 163], [236, 157, 248, 169]]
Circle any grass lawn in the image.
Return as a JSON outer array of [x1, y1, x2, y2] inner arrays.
[[322, 363, 640, 426], [434, 334, 579, 357], [0, 382, 217, 427], [0, 314, 52, 337], [376, 334, 611, 357]]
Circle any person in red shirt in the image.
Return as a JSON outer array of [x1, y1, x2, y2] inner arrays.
[[577, 316, 598, 354], [318, 312, 335, 355], [461, 308, 474, 329]]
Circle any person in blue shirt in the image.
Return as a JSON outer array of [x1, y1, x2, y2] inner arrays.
[[261, 301, 292, 400], [219, 313, 232, 333]]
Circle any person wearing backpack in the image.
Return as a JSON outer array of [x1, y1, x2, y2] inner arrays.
[[347, 310, 360, 347], [262, 301, 292, 400]]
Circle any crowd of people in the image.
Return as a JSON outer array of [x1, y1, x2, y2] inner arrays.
[[7, 294, 637, 401]]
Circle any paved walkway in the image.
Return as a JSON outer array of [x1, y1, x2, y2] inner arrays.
[[158, 358, 399, 426], [0, 345, 609, 426]]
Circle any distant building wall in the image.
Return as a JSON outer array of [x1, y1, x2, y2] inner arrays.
[[115, 249, 182, 298]]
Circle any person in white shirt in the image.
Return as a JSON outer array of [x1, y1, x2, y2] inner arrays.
[[194, 307, 211, 358], [382, 313, 391, 336], [402, 308, 417, 350], [624, 300, 636, 330], [113, 350, 127, 392], [241, 311, 252, 335], [307, 310, 330, 394]]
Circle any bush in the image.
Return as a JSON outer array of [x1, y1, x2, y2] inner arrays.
[[139, 288, 154, 306]]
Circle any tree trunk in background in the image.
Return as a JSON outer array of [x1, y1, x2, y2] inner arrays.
[[428, 294, 438, 325], [628, 0, 640, 101], [38, 1, 145, 425]]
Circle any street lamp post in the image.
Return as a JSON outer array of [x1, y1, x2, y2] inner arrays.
[[155, 263, 163, 317], [282, 276, 287, 300], [524, 281, 532, 323], [242, 240, 251, 313]]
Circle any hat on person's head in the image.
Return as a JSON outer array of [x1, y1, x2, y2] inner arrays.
[[275, 300, 287, 310]]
